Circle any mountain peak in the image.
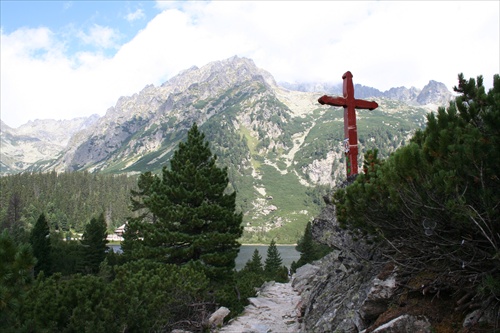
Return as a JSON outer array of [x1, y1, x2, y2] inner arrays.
[[417, 80, 453, 105], [162, 56, 277, 92]]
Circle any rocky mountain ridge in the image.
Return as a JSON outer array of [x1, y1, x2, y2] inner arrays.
[[1, 57, 451, 176], [1, 116, 99, 174], [281, 79, 454, 107]]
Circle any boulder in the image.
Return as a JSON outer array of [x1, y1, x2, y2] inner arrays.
[[292, 263, 320, 293], [359, 269, 398, 323], [208, 306, 230, 328]]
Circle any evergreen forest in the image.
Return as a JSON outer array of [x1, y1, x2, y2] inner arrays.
[[0, 171, 137, 238]]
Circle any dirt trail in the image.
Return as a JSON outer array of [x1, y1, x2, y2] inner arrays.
[[218, 281, 302, 333]]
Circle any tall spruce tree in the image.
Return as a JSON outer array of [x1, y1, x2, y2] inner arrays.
[[121, 171, 157, 257], [125, 124, 243, 281], [80, 213, 108, 274], [264, 239, 284, 279], [30, 213, 52, 277]]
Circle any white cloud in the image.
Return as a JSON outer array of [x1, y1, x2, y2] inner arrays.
[[77, 24, 121, 49], [125, 9, 145, 22], [1, 1, 498, 128]]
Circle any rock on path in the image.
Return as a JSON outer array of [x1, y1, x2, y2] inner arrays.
[[218, 281, 302, 333]]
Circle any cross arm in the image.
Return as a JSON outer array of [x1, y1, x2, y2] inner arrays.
[[354, 99, 378, 110], [318, 95, 347, 107]]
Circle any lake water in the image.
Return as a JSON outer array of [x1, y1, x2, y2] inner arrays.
[[108, 244, 300, 270]]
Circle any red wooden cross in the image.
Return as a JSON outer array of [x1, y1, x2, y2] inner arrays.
[[318, 71, 378, 177]]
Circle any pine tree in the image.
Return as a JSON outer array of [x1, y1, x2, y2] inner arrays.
[[121, 171, 157, 257], [292, 222, 331, 271], [80, 213, 108, 274], [30, 213, 52, 277], [1, 193, 27, 242], [295, 222, 315, 265], [243, 248, 264, 273], [125, 124, 243, 281], [264, 239, 283, 277]]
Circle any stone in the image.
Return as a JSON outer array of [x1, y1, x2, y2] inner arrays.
[[292, 263, 320, 293], [361, 314, 431, 333], [359, 270, 398, 323], [208, 306, 230, 328], [463, 307, 500, 328]]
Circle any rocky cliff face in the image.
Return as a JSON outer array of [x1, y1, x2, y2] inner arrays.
[[296, 203, 401, 332]]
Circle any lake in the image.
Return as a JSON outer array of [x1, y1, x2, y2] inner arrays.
[[108, 244, 300, 270]]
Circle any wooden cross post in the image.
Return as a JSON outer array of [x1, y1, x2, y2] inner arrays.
[[318, 71, 378, 177]]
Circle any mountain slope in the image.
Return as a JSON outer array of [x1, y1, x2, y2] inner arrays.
[[3, 56, 446, 243]]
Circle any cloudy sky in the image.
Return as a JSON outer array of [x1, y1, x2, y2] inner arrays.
[[1, 1, 499, 128]]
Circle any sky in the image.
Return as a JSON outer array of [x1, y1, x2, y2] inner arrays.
[[1, 1, 499, 128]]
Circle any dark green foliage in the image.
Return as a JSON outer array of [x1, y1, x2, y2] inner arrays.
[[30, 213, 52, 277], [80, 213, 108, 274], [264, 239, 288, 282], [121, 171, 157, 257], [1, 192, 28, 243], [50, 236, 82, 276], [107, 260, 211, 332], [0, 230, 35, 330], [124, 124, 243, 282], [244, 248, 264, 274], [264, 239, 283, 273], [0, 171, 137, 234], [334, 74, 500, 297], [292, 222, 331, 271], [16, 260, 211, 332]]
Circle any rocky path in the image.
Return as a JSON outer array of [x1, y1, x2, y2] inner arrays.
[[218, 281, 302, 333]]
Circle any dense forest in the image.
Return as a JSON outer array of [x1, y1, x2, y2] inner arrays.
[[0, 171, 137, 237]]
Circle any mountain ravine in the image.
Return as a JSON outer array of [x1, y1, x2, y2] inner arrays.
[[0, 56, 453, 243]]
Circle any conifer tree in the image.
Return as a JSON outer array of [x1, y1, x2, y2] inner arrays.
[[80, 213, 108, 274], [121, 171, 157, 257], [126, 124, 243, 281], [243, 249, 264, 273], [264, 239, 284, 278], [30, 213, 52, 277], [0, 230, 36, 329], [295, 222, 315, 265], [292, 222, 331, 271]]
